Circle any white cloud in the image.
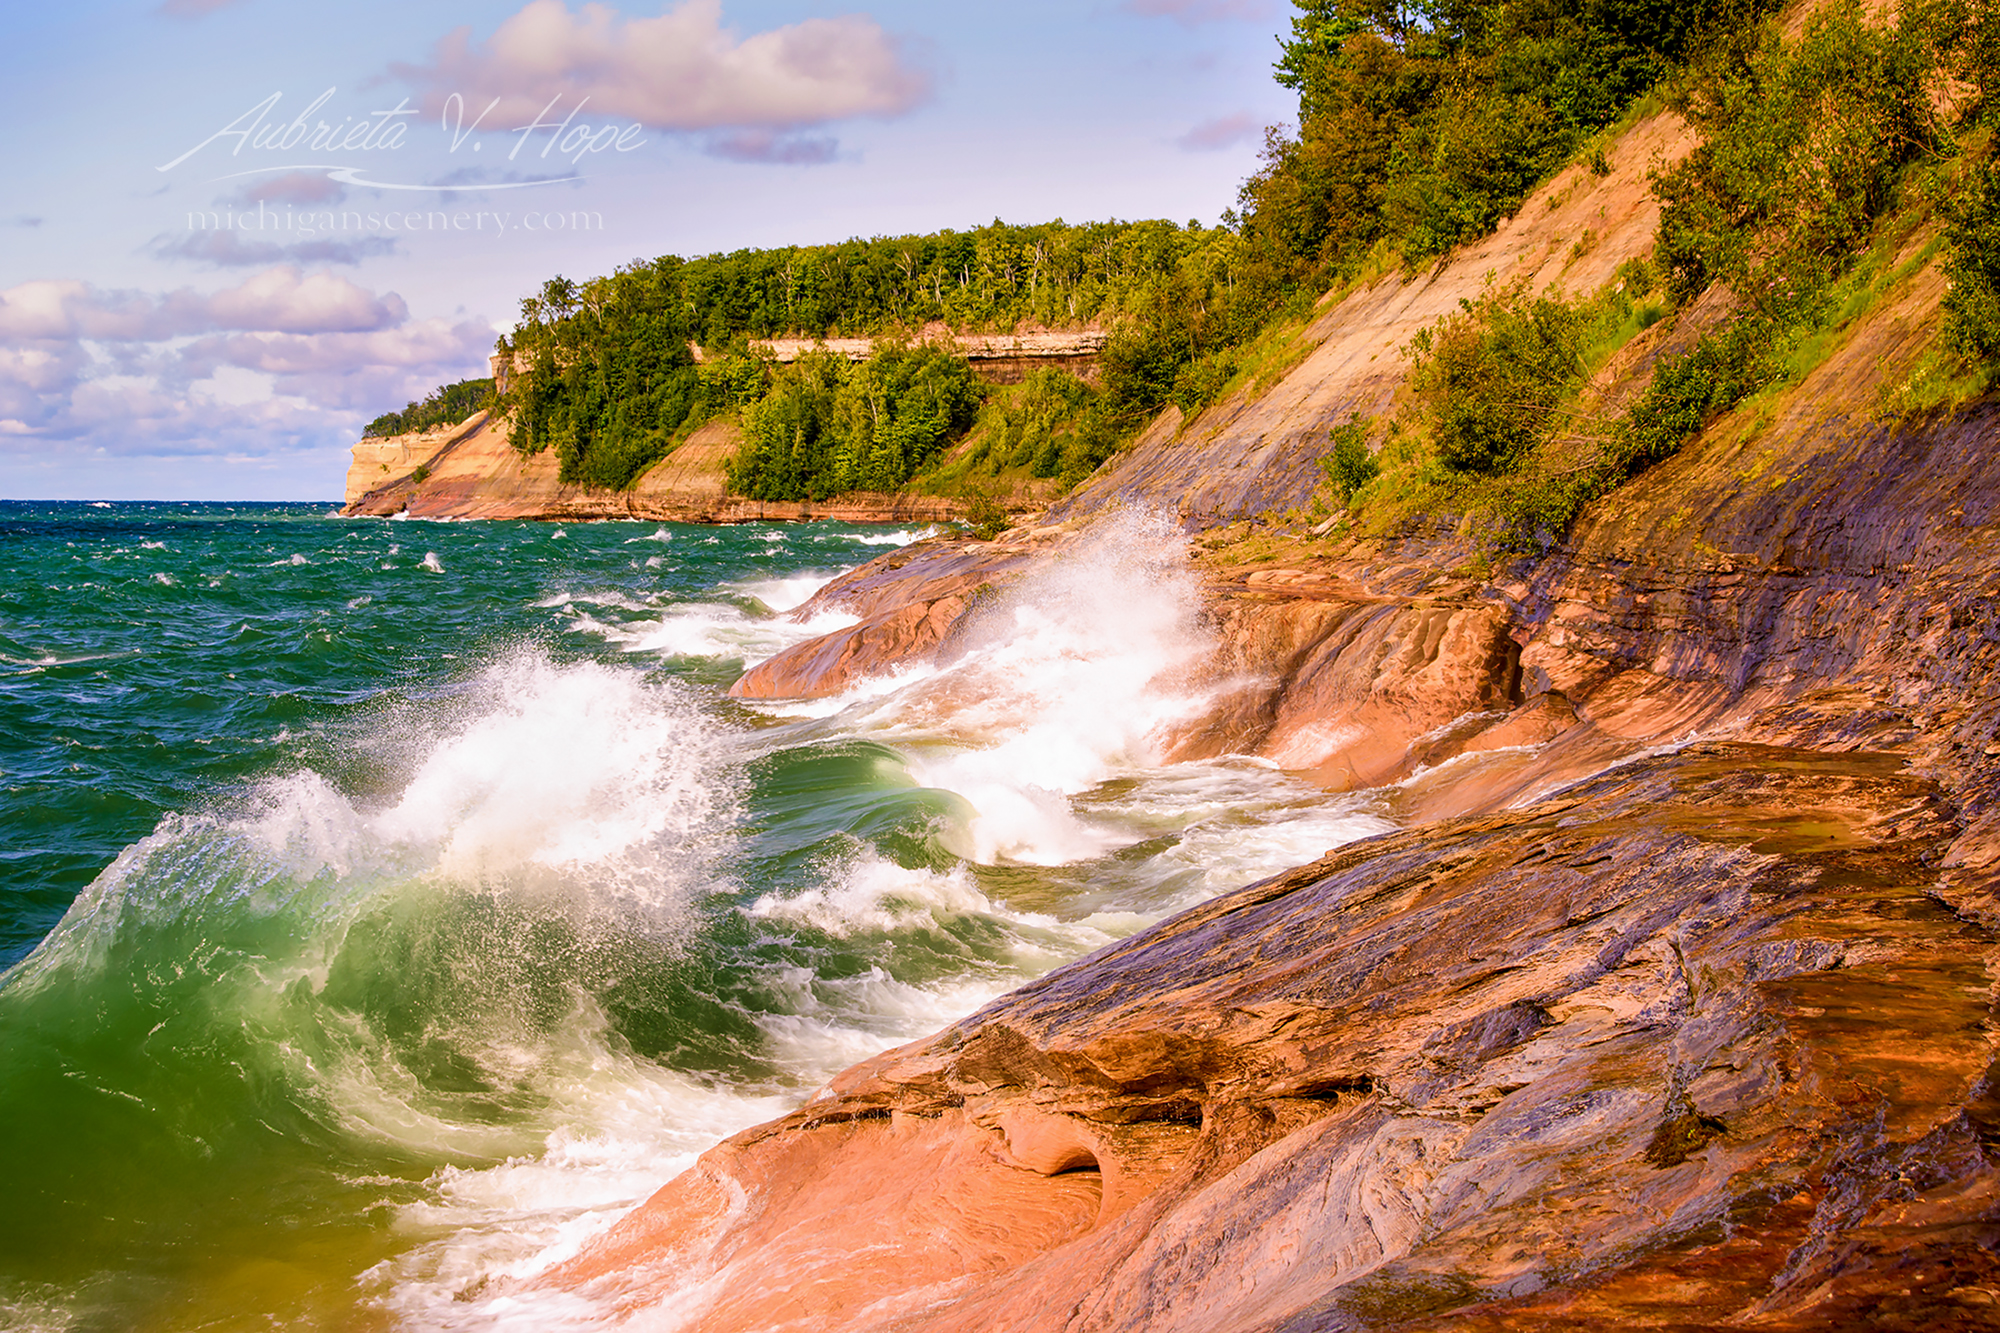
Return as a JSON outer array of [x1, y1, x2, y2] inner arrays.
[[0, 268, 494, 463], [173, 318, 496, 402], [205, 267, 407, 333], [0, 268, 406, 342], [391, 0, 932, 132], [148, 230, 401, 268]]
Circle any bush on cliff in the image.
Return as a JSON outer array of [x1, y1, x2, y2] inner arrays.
[[363, 378, 493, 439], [1942, 159, 2000, 361], [1318, 419, 1379, 502], [1653, 1, 1946, 317], [1241, 0, 1779, 286], [1407, 285, 1591, 475], [1334, 276, 1655, 548]]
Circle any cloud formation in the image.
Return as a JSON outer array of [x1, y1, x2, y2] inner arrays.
[[391, 0, 932, 132], [1177, 112, 1261, 151], [0, 269, 405, 342], [704, 129, 839, 164], [238, 172, 348, 206], [0, 268, 493, 457]]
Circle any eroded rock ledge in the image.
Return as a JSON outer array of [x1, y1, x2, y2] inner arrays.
[[548, 744, 1998, 1331]]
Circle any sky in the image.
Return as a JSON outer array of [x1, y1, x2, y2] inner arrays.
[[0, 0, 1298, 500]]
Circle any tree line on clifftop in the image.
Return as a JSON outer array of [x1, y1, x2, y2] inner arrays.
[[369, 0, 2000, 525]]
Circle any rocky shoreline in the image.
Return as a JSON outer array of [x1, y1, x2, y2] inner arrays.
[[337, 97, 2000, 1327], [527, 377, 2000, 1328]]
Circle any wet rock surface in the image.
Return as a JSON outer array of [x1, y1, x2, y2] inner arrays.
[[548, 744, 2000, 1331], [728, 529, 1065, 700]]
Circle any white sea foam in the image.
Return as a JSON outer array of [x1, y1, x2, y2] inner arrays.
[[533, 591, 659, 614], [14, 649, 768, 1330], [422, 552, 445, 574], [730, 570, 838, 613], [573, 591, 858, 668], [816, 526, 936, 547], [16, 514, 1418, 1330], [367, 654, 736, 900], [363, 1030, 792, 1327], [806, 509, 1223, 865]]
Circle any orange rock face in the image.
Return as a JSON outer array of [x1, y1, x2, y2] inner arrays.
[[354, 92, 2000, 1331], [544, 745, 1999, 1331], [344, 416, 967, 525], [727, 536, 1053, 700]]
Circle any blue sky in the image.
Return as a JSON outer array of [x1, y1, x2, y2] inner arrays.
[[0, 0, 1296, 499]]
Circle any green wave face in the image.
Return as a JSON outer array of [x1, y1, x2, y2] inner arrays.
[[0, 504, 1391, 1329]]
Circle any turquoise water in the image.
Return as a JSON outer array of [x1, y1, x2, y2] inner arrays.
[[0, 501, 1391, 1330]]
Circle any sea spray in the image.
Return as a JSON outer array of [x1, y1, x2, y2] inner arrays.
[[0, 648, 754, 1313], [559, 570, 860, 665], [0, 508, 1400, 1329], [820, 508, 1224, 864], [368, 651, 738, 906]]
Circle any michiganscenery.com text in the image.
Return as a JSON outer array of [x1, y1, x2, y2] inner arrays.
[[186, 200, 606, 239]]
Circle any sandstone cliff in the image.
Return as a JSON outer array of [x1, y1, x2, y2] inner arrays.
[[342, 414, 965, 524], [530, 92, 2000, 1330]]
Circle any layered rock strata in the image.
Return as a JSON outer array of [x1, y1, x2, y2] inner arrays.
[[549, 744, 1999, 1331], [362, 84, 2000, 1327], [343, 416, 963, 524]]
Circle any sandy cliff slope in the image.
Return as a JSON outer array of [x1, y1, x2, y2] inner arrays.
[[1050, 112, 1694, 529]]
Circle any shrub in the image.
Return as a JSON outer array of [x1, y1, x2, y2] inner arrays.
[[726, 344, 981, 500], [1408, 286, 1590, 474], [1653, 2, 1945, 316], [1942, 158, 2000, 361], [1319, 419, 1379, 501], [960, 493, 1011, 540], [1613, 315, 1776, 467]]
